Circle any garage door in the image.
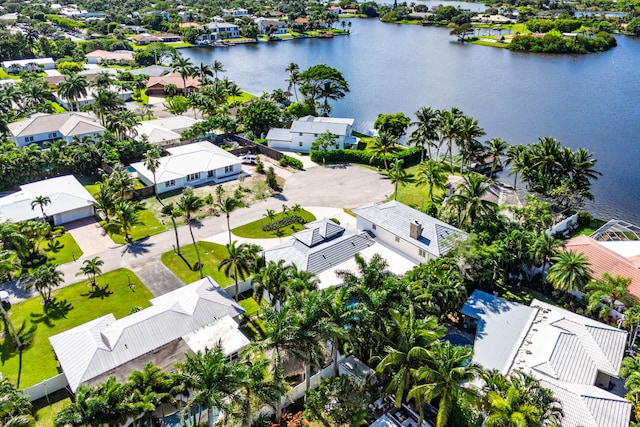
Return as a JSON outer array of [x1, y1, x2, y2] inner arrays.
[[54, 206, 94, 225]]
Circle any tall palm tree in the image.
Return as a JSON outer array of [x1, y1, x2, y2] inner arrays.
[[376, 306, 445, 408], [585, 273, 634, 320], [457, 115, 485, 171], [143, 148, 162, 203], [217, 196, 241, 244], [176, 188, 204, 277], [253, 259, 291, 307], [211, 60, 225, 80], [27, 264, 64, 304], [196, 62, 214, 84], [531, 231, 563, 283], [318, 81, 346, 116], [485, 137, 509, 177], [91, 71, 114, 89], [546, 250, 593, 292], [449, 173, 496, 227], [171, 54, 195, 92], [408, 341, 480, 427], [285, 62, 300, 101], [30, 195, 50, 221], [219, 241, 252, 301], [409, 106, 439, 161], [505, 144, 528, 190], [161, 202, 182, 256], [176, 346, 240, 427], [93, 184, 116, 223], [58, 73, 88, 112], [113, 200, 142, 243], [387, 158, 413, 200], [415, 159, 448, 201], [93, 89, 124, 126], [126, 362, 174, 426], [368, 131, 399, 171], [76, 256, 104, 288], [321, 287, 357, 377], [235, 358, 281, 427], [438, 108, 462, 170]]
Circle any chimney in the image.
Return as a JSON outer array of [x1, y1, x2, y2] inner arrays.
[[409, 220, 423, 240]]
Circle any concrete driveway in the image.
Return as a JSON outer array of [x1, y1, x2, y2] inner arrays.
[[282, 164, 393, 208], [66, 217, 116, 257]]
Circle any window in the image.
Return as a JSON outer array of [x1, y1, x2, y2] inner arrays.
[[25, 136, 34, 143], [419, 249, 426, 258], [299, 141, 303, 146], [187, 172, 200, 181], [224, 165, 233, 173], [207, 170, 214, 177], [372, 224, 377, 230], [165, 180, 175, 187], [395, 236, 400, 243], [299, 133, 303, 136]]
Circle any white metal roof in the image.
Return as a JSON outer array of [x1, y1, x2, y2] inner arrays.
[[265, 127, 292, 142], [2, 57, 54, 68], [49, 277, 246, 391], [0, 175, 96, 223], [7, 112, 105, 138], [131, 141, 241, 184], [290, 115, 353, 136]]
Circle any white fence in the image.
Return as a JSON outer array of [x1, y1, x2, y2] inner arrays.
[[547, 213, 579, 237], [222, 278, 253, 299], [22, 373, 68, 402]]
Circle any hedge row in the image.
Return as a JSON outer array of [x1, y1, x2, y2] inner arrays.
[[262, 215, 304, 231], [279, 155, 304, 170], [310, 147, 423, 168]]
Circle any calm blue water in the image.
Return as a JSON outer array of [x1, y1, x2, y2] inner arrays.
[[182, 12, 640, 224]]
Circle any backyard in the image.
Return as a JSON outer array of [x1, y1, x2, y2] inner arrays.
[[0, 269, 153, 388], [394, 164, 448, 209], [161, 241, 235, 286]]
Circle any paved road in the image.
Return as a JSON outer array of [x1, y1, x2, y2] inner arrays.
[[4, 164, 392, 303]]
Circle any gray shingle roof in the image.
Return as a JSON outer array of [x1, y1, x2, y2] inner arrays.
[[353, 201, 467, 257]]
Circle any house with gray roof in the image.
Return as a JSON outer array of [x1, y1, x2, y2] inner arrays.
[[49, 277, 248, 392], [266, 115, 357, 153], [197, 21, 241, 43], [352, 201, 467, 264], [129, 64, 172, 77], [460, 290, 631, 427], [7, 112, 105, 147]]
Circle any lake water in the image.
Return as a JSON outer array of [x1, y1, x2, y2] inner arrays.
[[182, 13, 640, 224]]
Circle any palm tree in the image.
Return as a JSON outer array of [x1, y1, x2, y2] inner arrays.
[[408, 341, 480, 427], [161, 202, 182, 256], [438, 108, 462, 169], [585, 273, 634, 320], [546, 250, 593, 292], [318, 81, 346, 116], [176, 346, 240, 427], [91, 71, 114, 89], [387, 158, 413, 200], [376, 306, 445, 408], [177, 188, 204, 277], [58, 73, 88, 112], [409, 106, 439, 161], [457, 115, 485, 171], [235, 358, 281, 427], [27, 264, 64, 304], [113, 200, 142, 242], [94, 184, 116, 223], [253, 260, 291, 307], [196, 62, 214, 84], [143, 148, 163, 203], [76, 256, 104, 288], [485, 137, 509, 177], [127, 362, 174, 426], [285, 62, 300, 101], [263, 208, 277, 224], [449, 173, 496, 227], [211, 60, 225, 80], [218, 196, 241, 244], [531, 232, 563, 283], [415, 159, 448, 201], [505, 144, 528, 190], [30, 195, 50, 221], [219, 241, 252, 301], [171, 54, 195, 91], [93, 89, 124, 126], [368, 131, 399, 171], [226, 82, 242, 104], [321, 287, 356, 377]]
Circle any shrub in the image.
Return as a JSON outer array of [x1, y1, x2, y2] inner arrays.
[[577, 211, 593, 227], [329, 218, 340, 225], [255, 158, 265, 174], [279, 155, 303, 170], [262, 215, 304, 231], [265, 167, 278, 190], [310, 147, 422, 168]]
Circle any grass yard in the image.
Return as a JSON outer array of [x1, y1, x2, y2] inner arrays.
[[0, 69, 20, 79], [232, 209, 316, 239], [161, 241, 234, 286], [238, 295, 266, 341], [51, 102, 67, 113], [43, 232, 83, 265], [394, 164, 447, 209], [102, 204, 167, 244], [33, 394, 72, 427], [0, 269, 153, 388], [497, 284, 556, 306], [569, 218, 607, 238], [227, 91, 255, 104]]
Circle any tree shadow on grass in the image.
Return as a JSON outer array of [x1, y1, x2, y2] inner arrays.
[[81, 284, 113, 300], [30, 299, 74, 327], [0, 320, 36, 363]]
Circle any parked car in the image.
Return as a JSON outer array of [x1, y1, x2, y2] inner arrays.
[[241, 154, 257, 164]]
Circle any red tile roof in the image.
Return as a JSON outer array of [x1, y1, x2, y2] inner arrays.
[[146, 72, 201, 90], [564, 235, 640, 299]]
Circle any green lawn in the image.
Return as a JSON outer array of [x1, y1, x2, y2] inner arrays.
[[497, 285, 556, 306], [238, 295, 266, 341], [0, 69, 20, 79], [51, 102, 67, 113], [33, 394, 71, 427], [102, 204, 167, 244], [569, 218, 607, 238], [0, 269, 153, 388], [43, 232, 83, 265], [161, 241, 234, 286], [227, 91, 255, 104], [232, 209, 317, 238], [394, 164, 447, 209]]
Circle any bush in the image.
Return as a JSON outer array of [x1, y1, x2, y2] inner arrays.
[[577, 211, 593, 227], [262, 215, 303, 231], [279, 155, 303, 170], [310, 147, 422, 168], [329, 218, 340, 225], [265, 167, 278, 190], [255, 158, 265, 174]]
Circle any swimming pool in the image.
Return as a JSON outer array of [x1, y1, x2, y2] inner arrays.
[[442, 334, 473, 347]]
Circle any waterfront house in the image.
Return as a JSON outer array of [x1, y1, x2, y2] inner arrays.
[[255, 18, 288, 35], [223, 8, 249, 18], [134, 115, 201, 146], [7, 112, 105, 147], [1, 57, 54, 73], [352, 201, 467, 264], [145, 72, 201, 96], [460, 290, 631, 427], [85, 50, 135, 65], [49, 277, 248, 392], [0, 175, 96, 225], [197, 21, 241, 43], [54, 85, 132, 110], [266, 115, 357, 153], [132, 33, 181, 45], [130, 141, 243, 193]]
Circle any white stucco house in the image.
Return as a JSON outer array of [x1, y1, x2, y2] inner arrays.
[[197, 21, 241, 43], [7, 113, 106, 147], [2, 57, 55, 73], [54, 85, 132, 111], [255, 18, 288, 34], [223, 8, 249, 18], [134, 116, 201, 146], [0, 175, 96, 225], [130, 141, 243, 194], [352, 201, 467, 264], [266, 115, 357, 153]]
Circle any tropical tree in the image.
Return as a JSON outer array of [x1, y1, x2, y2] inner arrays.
[[415, 159, 448, 201], [253, 259, 291, 307], [94, 184, 116, 223], [409, 106, 440, 161], [546, 250, 593, 292], [30, 195, 50, 221], [143, 148, 162, 203], [27, 264, 64, 304], [161, 202, 181, 256], [195, 62, 213, 84], [368, 131, 399, 171], [58, 73, 88, 112], [171, 54, 195, 90], [212, 60, 225, 80], [531, 232, 563, 283], [235, 358, 281, 427], [505, 144, 528, 190], [92, 89, 124, 125], [219, 241, 253, 301], [0, 378, 33, 427], [438, 108, 462, 169], [376, 306, 445, 408], [387, 158, 413, 200], [126, 362, 174, 426], [285, 62, 300, 101], [457, 115, 485, 171], [217, 196, 241, 244], [298, 64, 349, 113], [409, 341, 480, 427], [585, 273, 635, 320], [112, 200, 142, 242], [485, 137, 509, 177], [449, 173, 496, 227], [176, 187, 204, 277], [77, 256, 104, 288]]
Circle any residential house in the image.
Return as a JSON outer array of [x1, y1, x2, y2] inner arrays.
[[460, 290, 631, 427], [132, 33, 181, 45], [197, 21, 241, 43], [352, 201, 467, 264], [129, 64, 172, 77], [54, 85, 132, 110], [130, 141, 243, 193], [49, 277, 249, 392], [266, 115, 357, 153], [261, 218, 417, 289], [1, 57, 54, 73], [85, 50, 135, 65], [223, 8, 249, 18], [145, 72, 201, 96], [7, 112, 105, 147], [327, 5, 342, 14], [255, 18, 288, 35], [123, 25, 147, 34], [0, 175, 96, 225], [134, 116, 201, 146]]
